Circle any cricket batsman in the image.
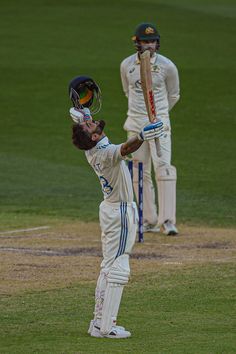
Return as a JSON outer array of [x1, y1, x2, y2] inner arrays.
[[68, 76, 164, 338]]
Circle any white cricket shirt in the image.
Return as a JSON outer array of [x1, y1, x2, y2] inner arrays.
[[85, 136, 133, 203], [120, 52, 180, 133]]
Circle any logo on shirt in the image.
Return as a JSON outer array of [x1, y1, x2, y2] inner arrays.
[[129, 67, 135, 74], [151, 65, 160, 73], [134, 80, 142, 88], [96, 143, 110, 150], [134, 80, 143, 93], [94, 163, 102, 173]]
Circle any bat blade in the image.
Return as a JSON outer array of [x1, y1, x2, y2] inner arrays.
[[140, 50, 162, 156], [140, 50, 157, 122]]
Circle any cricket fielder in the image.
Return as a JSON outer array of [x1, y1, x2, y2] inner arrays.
[[68, 76, 164, 338], [120, 23, 180, 235]]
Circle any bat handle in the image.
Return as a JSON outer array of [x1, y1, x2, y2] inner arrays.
[[155, 138, 162, 157]]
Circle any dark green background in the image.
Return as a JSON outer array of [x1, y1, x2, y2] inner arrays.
[[1, 0, 235, 229]]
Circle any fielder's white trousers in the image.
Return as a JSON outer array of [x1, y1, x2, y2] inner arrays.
[[93, 200, 138, 321], [128, 129, 172, 225]]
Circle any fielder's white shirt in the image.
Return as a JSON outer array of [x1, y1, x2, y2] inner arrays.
[[85, 136, 133, 203], [120, 52, 180, 133]]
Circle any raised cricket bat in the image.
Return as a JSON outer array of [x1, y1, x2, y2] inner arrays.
[[140, 50, 162, 157]]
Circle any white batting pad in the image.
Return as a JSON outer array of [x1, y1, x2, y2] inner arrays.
[[107, 254, 130, 285], [100, 254, 130, 334], [100, 283, 124, 335], [93, 271, 107, 320], [157, 165, 177, 225]]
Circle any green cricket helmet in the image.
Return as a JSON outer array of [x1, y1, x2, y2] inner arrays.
[[132, 23, 160, 52], [69, 76, 102, 115]]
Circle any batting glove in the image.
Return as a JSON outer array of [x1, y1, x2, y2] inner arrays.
[[139, 121, 164, 141], [69, 107, 92, 124]]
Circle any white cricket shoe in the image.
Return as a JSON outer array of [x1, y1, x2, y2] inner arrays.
[[143, 222, 160, 233], [90, 324, 131, 339], [88, 320, 95, 334], [161, 220, 178, 236], [88, 319, 125, 334]]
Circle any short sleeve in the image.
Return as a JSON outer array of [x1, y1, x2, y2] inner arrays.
[[101, 144, 125, 167]]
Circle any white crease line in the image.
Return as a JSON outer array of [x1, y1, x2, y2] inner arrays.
[[0, 226, 50, 235]]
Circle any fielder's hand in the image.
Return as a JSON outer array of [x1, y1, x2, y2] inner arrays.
[[69, 107, 92, 124], [139, 121, 164, 141]]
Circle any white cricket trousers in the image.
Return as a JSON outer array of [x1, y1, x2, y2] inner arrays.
[[93, 200, 138, 320], [128, 129, 172, 225]]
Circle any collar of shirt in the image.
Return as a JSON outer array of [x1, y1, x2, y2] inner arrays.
[[135, 52, 157, 65], [96, 135, 110, 149], [87, 136, 109, 155]]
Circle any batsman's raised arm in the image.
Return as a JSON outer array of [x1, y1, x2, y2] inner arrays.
[[120, 121, 164, 156], [120, 135, 143, 156]]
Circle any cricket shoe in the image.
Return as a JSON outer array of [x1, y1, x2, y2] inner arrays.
[[90, 325, 131, 339], [88, 319, 125, 334], [161, 220, 178, 236], [143, 222, 160, 233]]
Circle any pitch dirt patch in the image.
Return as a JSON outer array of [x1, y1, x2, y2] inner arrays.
[[0, 222, 235, 294]]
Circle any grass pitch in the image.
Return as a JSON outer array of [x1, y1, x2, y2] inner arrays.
[[0, 0, 235, 229], [0, 223, 235, 353], [0, 0, 236, 353]]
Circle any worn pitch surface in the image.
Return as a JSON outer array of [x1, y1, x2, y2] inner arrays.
[[1, 222, 235, 295]]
